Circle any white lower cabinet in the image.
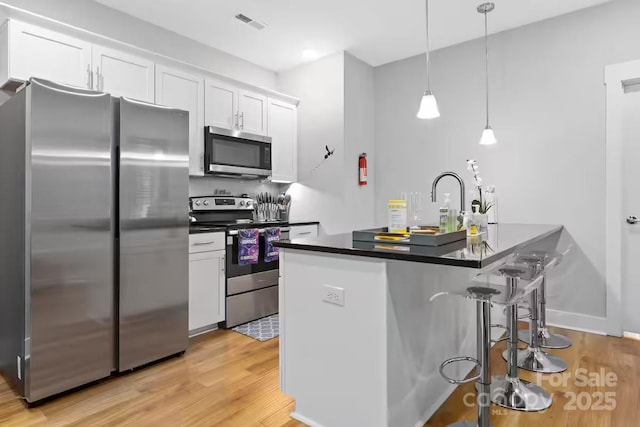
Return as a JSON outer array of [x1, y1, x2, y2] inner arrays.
[[289, 224, 318, 239], [188, 233, 226, 334]]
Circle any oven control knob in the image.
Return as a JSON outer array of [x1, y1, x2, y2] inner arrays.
[[194, 200, 201, 206], [239, 201, 245, 207], [246, 200, 252, 207], [203, 200, 209, 206]]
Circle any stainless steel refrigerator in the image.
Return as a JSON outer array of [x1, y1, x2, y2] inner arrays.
[[0, 78, 189, 403]]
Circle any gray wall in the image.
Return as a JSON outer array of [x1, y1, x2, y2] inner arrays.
[[278, 52, 346, 233], [374, 0, 640, 319], [344, 53, 376, 231]]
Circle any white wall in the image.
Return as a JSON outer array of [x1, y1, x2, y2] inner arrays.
[[0, 0, 282, 198], [278, 52, 376, 233], [0, 0, 276, 88], [374, 0, 640, 322]]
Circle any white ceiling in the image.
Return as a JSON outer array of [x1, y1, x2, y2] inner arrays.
[[94, 0, 613, 71]]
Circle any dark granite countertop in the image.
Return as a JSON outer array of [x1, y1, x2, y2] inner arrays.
[[189, 225, 228, 235], [189, 221, 319, 235], [274, 224, 563, 269]]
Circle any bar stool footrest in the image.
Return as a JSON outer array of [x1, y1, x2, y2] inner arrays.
[[439, 356, 482, 384]]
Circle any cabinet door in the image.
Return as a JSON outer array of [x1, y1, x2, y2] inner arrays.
[[268, 98, 298, 183], [238, 89, 268, 135], [188, 250, 226, 332], [92, 45, 154, 102], [4, 20, 92, 89], [204, 78, 237, 130], [156, 65, 205, 176]]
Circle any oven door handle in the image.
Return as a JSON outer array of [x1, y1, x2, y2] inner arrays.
[[228, 227, 290, 236]]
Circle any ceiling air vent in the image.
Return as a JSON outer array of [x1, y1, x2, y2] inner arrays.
[[235, 13, 268, 31]]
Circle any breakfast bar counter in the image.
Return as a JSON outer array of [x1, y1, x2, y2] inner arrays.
[[274, 224, 564, 427]]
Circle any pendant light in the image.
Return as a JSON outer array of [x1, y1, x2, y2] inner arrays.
[[477, 2, 497, 145], [417, 0, 440, 119]]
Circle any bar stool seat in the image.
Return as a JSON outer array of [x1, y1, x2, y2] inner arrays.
[[474, 263, 552, 412]]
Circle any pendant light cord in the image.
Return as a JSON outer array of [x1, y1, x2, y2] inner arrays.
[[425, 0, 431, 91], [484, 10, 489, 128]]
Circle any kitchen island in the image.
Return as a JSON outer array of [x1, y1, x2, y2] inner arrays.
[[275, 224, 564, 427]]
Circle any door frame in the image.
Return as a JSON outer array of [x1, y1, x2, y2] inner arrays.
[[605, 59, 640, 336]]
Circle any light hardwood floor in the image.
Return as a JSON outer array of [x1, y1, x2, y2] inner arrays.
[[0, 326, 638, 426]]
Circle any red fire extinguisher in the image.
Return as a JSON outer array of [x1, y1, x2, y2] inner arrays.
[[359, 153, 368, 186]]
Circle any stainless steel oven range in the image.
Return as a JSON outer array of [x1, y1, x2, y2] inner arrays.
[[190, 196, 289, 328]]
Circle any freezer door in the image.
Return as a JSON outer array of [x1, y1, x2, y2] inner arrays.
[[27, 78, 113, 402], [118, 97, 189, 371]]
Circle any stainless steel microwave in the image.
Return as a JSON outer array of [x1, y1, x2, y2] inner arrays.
[[204, 126, 272, 179]]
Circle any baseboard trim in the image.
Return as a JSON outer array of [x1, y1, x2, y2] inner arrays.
[[623, 331, 640, 341], [290, 412, 325, 427], [545, 309, 608, 335]]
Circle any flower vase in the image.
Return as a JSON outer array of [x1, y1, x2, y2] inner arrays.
[[479, 213, 489, 232]]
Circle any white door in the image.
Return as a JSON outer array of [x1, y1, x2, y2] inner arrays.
[[156, 65, 205, 176], [92, 45, 154, 102], [268, 98, 298, 183], [188, 250, 226, 332], [6, 20, 92, 89], [204, 78, 238, 130], [606, 59, 640, 336], [238, 89, 268, 135]]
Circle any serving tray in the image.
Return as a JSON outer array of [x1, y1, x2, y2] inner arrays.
[[352, 226, 467, 247]]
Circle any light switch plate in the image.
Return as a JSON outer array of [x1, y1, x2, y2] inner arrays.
[[322, 285, 345, 306]]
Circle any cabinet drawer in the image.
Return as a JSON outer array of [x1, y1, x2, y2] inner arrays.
[[189, 232, 225, 253], [289, 225, 318, 239]]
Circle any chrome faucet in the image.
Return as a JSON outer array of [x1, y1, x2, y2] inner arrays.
[[431, 171, 466, 213]]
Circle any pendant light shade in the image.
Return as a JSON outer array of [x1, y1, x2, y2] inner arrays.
[[479, 127, 497, 145], [417, 91, 440, 119], [478, 3, 496, 145], [417, 0, 439, 119]]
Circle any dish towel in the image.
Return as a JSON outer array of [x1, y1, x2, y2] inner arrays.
[[264, 227, 281, 263], [238, 229, 259, 265]]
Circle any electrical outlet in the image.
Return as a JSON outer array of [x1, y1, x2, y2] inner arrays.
[[322, 285, 345, 306]]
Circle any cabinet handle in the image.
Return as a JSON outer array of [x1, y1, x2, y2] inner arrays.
[[192, 241, 216, 245], [86, 65, 92, 89], [297, 231, 312, 235], [221, 257, 225, 272], [240, 112, 244, 129], [95, 67, 101, 91], [234, 112, 239, 129]]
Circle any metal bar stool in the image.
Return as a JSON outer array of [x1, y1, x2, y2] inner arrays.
[[431, 286, 500, 427], [507, 254, 567, 373], [485, 265, 552, 412], [516, 251, 572, 349]]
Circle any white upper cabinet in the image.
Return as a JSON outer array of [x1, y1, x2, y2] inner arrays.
[[238, 89, 268, 136], [268, 98, 298, 183], [156, 65, 205, 176], [204, 77, 238, 130], [0, 20, 92, 90], [92, 45, 154, 102]]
